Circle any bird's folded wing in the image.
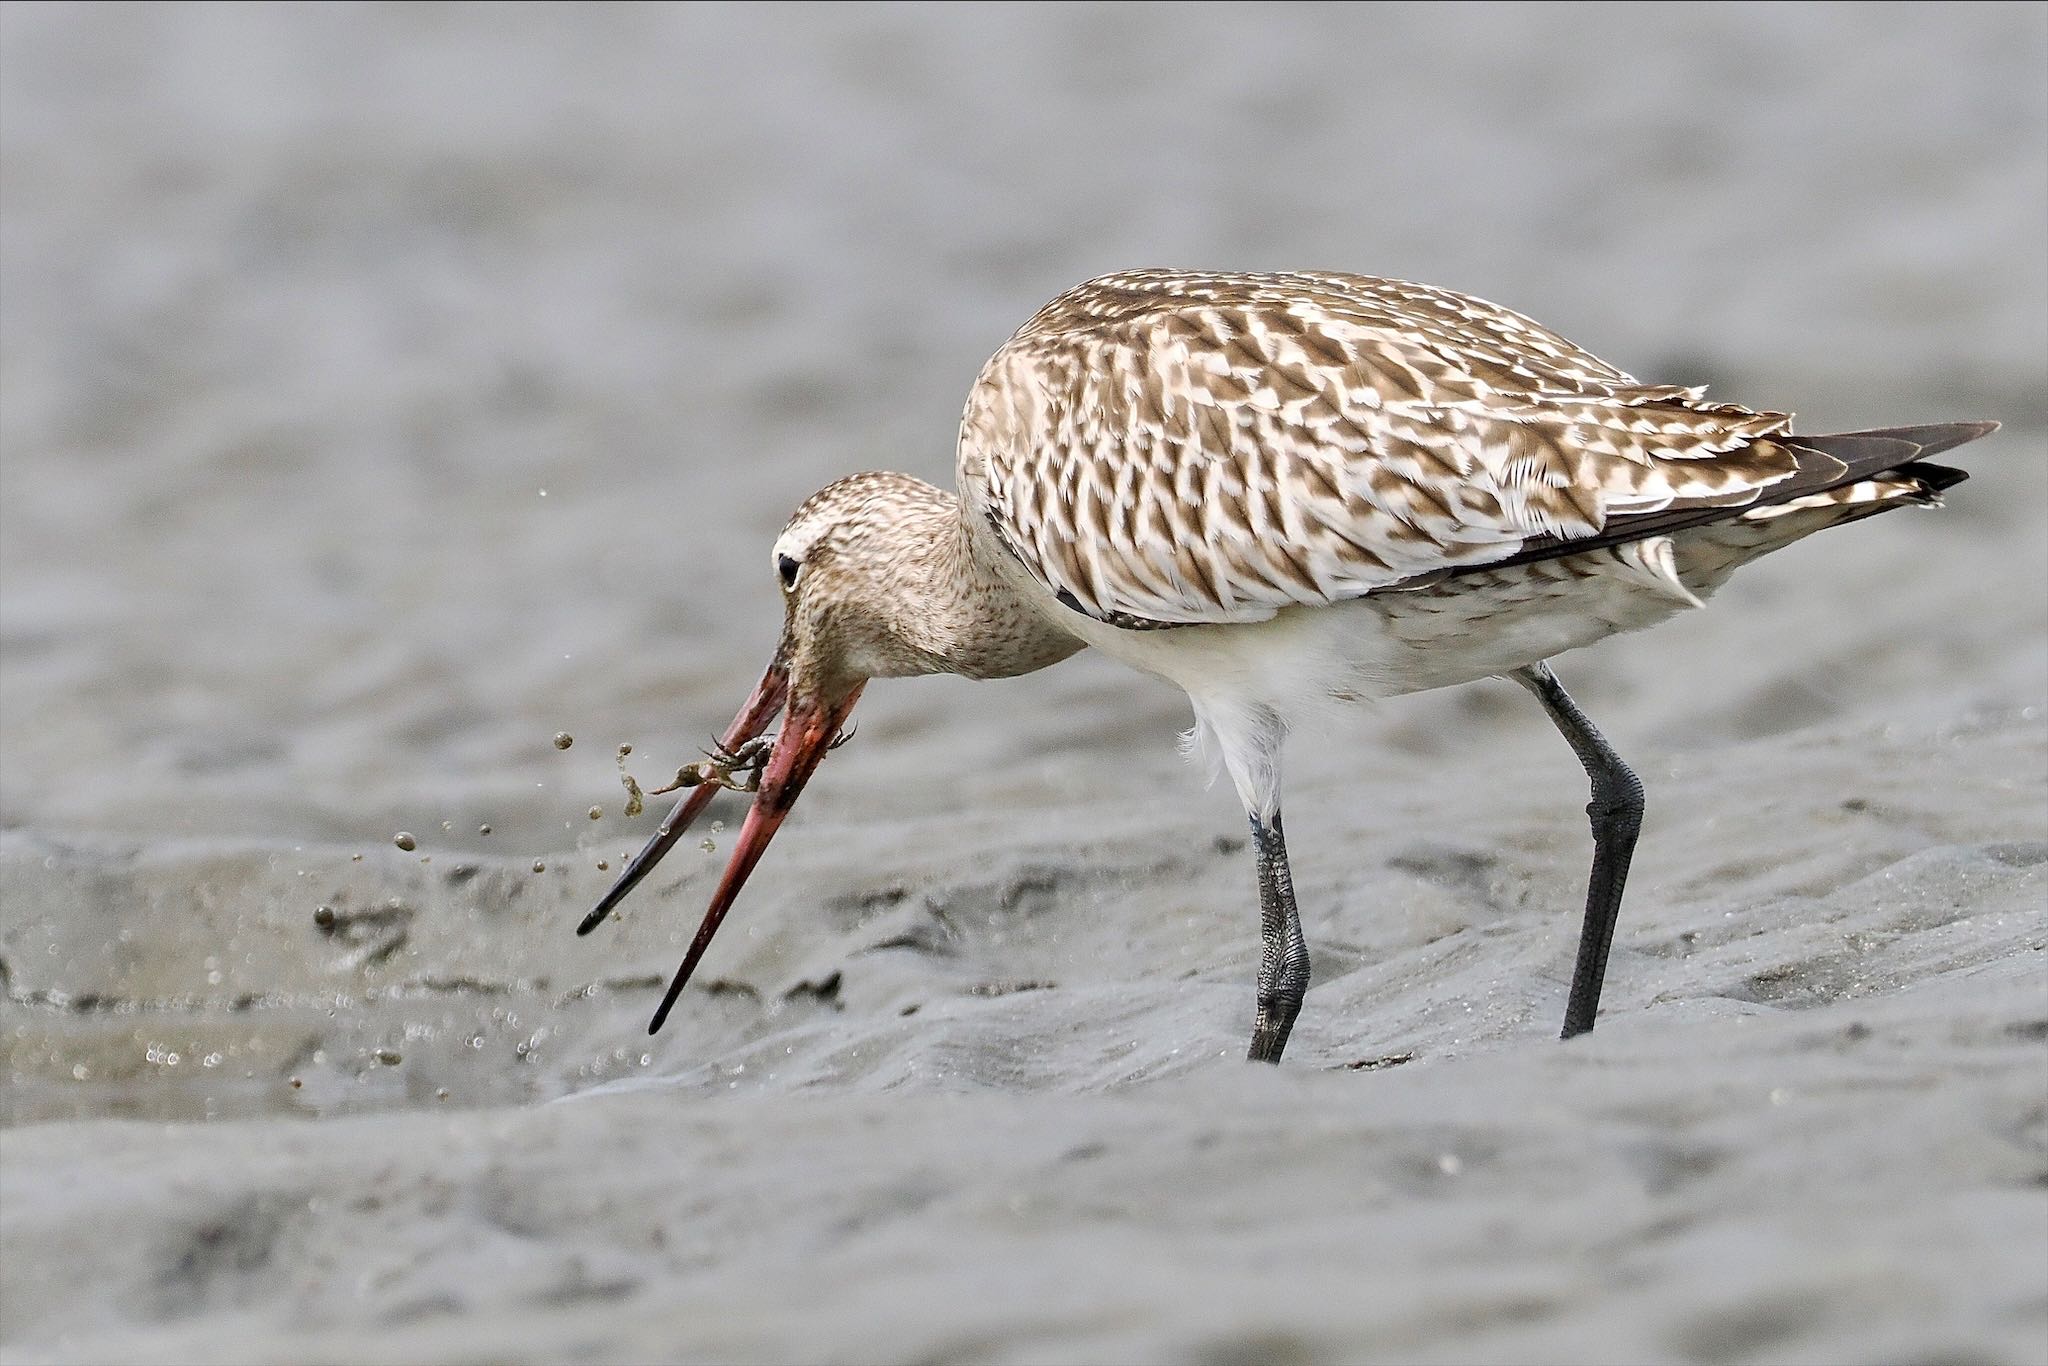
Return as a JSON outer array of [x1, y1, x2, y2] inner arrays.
[[960, 271, 1803, 628]]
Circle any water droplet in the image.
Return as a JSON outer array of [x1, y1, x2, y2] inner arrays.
[[478, 824, 492, 836], [532, 859, 546, 874], [588, 806, 603, 821], [393, 832, 417, 851], [553, 732, 574, 750]]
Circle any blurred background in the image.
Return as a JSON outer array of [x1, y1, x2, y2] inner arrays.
[[3, 1, 2041, 844], [2, 0, 2044, 1118]]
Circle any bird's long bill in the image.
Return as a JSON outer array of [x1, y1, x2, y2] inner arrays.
[[644, 681, 864, 1035], [575, 657, 790, 938]]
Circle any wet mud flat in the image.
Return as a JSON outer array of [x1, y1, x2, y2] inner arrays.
[[4, 701, 2046, 1362]]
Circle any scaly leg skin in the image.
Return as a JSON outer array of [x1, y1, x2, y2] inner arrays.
[[1511, 662, 1646, 1040], [1246, 809, 1312, 1064]]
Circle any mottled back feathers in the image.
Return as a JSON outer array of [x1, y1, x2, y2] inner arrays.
[[957, 270, 1896, 628]]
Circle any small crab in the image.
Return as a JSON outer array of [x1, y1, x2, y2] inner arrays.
[[648, 728, 854, 796]]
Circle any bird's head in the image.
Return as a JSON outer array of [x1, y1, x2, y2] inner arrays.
[[579, 472, 962, 1031], [768, 470, 966, 695]]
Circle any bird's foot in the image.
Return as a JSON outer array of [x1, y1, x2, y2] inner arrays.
[[1246, 999, 1298, 1065]]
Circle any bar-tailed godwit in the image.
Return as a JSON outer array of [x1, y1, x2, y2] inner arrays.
[[579, 270, 1996, 1063]]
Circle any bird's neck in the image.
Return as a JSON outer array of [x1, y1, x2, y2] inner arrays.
[[865, 482, 1087, 682]]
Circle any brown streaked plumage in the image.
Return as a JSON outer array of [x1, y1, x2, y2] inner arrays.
[[581, 268, 1997, 1061]]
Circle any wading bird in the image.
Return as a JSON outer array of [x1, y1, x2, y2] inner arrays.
[[578, 270, 1994, 1063]]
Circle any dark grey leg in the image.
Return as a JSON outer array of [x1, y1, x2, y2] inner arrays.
[[1247, 810, 1312, 1064], [1512, 662, 1645, 1039]]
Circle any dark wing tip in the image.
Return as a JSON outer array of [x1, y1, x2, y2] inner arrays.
[[1808, 420, 1999, 461], [1900, 459, 1969, 495]]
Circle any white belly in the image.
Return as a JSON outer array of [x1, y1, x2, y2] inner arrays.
[[1069, 548, 1697, 719], [1050, 545, 1706, 815]]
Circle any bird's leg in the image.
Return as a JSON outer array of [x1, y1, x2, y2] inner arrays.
[[1246, 809, 1312, 1064], [1511, 662, 1645, 1039]]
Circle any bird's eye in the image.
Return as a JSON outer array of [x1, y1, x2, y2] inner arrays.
[[777, 554, 801, 590]]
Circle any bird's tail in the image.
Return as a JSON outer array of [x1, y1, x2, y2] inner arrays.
[[1647, 420, 1997, 598], [1737, 420, 1996, 528]]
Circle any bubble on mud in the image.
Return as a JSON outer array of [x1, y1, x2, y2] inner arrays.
[[532, 860, 547, 874], [313, 906, 336, 928], [710, 820, 725, 834], [700, 838, 717, 854], [393, 832, 417, 851], [596, 859, 610, 871], [351, 853, 363, 862], [553, 732, 574, 750], [479, 824, 492, 836], [374, 1048, 402, 1066], [617, 743, 632, 759], [588, 805, 603, 821]]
